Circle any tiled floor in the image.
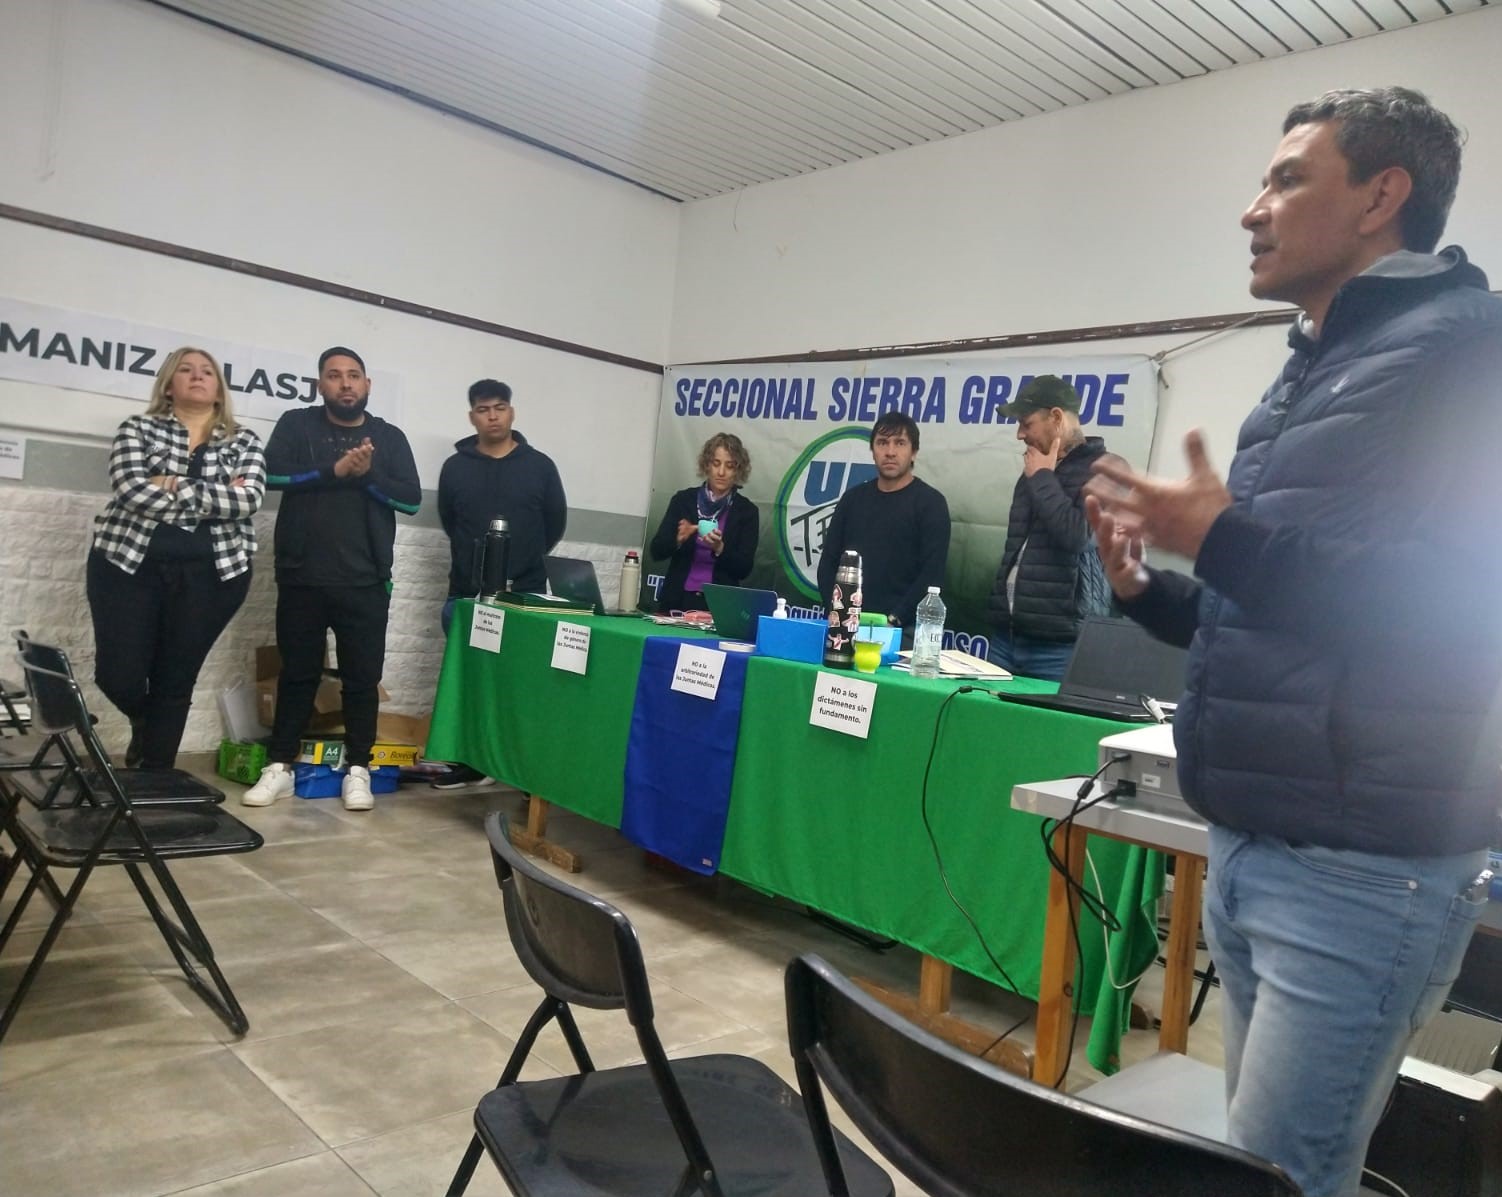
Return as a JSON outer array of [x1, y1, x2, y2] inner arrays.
[[1, 759, 1222, 1196]]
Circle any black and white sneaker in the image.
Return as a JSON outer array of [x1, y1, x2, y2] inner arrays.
[[430, 763, 495, 790]]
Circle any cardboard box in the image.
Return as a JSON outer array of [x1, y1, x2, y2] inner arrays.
[[255, 644, 389, 732], [295, 737, 422, 770], [217, 739, 268, 785]]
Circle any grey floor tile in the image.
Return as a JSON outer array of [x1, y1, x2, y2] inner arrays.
[[1, 755, 1225, 1195], [179, 940, 455, 1044], [0, 1049, 323, 1197], [105, 889, 356, 966], [363, 926, 530, 1000], [231, 1001, 527, 1146], [337, 1110, 514, 1197], [167, 1151, 377, 1196], [298, 868, 500, 943]]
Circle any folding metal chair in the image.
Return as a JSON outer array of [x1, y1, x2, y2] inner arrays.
[[444, 811, 892, 1197], [0, 640, 264, 1045], [786, 953, 1303, 1197]]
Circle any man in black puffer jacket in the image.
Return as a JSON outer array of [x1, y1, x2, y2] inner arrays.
[[985, 375, 1116, 680], [1088, 88, 1502, 1197]]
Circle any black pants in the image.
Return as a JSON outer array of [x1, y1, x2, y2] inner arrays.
[[269, 583, 389, 768], [86, 550, 251, 769]]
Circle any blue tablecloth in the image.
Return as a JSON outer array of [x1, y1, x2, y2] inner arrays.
[[621, 638, 750, 874]]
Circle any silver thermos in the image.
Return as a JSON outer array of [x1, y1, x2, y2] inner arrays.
[[479, 518, 511, 599], [619, 550, 641, 614]]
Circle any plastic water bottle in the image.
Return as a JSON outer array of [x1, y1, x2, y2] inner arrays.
[[910, 586, 945, 679], [618, 550, 641, 613], [772, 597, 789, 619]]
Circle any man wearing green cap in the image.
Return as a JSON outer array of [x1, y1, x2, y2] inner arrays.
[[984, 374, 1116, 680]]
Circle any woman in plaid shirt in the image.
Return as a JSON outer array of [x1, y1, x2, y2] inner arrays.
[[86, 346, 266, 768]]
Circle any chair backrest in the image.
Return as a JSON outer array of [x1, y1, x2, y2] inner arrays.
[[16, 639, 93, 741], [483, 811, 723, 1193], [785, 954, 1304, 1197], [486, 810, 655, 1019]]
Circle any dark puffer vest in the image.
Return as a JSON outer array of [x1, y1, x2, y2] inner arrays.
[[987, 437, 1112, 642], [1131, 247, 1502, 856]]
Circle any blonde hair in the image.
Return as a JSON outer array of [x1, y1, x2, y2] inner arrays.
[[145, 346, 239, 436]]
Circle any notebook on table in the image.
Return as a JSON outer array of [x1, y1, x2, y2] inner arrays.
[[999, 616, 1187, 722], [700, 583, 779, 642]]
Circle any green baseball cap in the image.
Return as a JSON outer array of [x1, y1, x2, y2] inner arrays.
[[999, 374, 1081, 418]]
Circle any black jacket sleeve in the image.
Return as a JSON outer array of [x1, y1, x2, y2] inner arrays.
[[715, 494, 759, 584], [542, 458, 568, 552], [892, 487, 951, 628], [364, 424, 421, 514], [1116, 568, 1203, 648], [1021, 468, 1090, 555], [649, 489, 695, 562]]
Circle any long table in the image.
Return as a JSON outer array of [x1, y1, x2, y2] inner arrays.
[[428, 602, 1162, 1069]]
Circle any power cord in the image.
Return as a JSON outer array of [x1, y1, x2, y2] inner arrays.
[[920, 686, 1029, 1042], [1037, 758, 1131, 1089]]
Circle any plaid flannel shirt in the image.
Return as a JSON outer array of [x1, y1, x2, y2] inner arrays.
[[91, 414, 267, 580]]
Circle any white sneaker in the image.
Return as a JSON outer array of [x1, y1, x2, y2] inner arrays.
[[242, 762, 294, 807], [342, 765, 374, 811]]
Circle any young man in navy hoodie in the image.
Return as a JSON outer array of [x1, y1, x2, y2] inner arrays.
[[432, 379, 567, 787]]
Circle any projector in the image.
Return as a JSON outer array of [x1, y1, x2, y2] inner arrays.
[[1098, 723, 1187, 817]]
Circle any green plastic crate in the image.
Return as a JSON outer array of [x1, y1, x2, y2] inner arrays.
[[217, 739, 268, 785]]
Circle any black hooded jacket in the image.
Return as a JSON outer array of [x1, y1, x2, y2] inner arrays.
[[437, 432, 567, 596]]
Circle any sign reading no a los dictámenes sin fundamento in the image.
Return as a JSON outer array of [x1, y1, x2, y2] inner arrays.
[[646, 354, 1159, 640]]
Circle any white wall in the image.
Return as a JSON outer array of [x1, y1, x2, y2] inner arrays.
[[0, 0, 678, 752], [6, 0, 1502, 752], [671, 6, 1502, 478], [1, 0, 678, 505]]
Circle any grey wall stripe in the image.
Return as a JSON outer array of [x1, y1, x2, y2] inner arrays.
[[0, 436, 645, 547]]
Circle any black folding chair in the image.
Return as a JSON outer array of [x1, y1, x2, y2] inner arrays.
[[445, 811, 892, 1197], [0, 640, 263, 1045], [786, 953, 1304, 1197]]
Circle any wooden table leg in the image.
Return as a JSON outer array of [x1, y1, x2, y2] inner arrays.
[[1158, 852, 1206, 1053], [507, 795, 582, 873], [1034, 820, 1088, 1088], [856, 955, 1032, 1079]]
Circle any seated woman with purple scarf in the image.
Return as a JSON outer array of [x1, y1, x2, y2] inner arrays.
[[648, 432, 759, 613]]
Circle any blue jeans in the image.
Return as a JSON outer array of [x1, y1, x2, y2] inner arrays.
[[988, 633, 1075, 682], [441, 596, 457, 636], [1204, 826, 1487, 1197]]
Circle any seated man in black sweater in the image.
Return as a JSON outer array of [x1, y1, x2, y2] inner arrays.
[[816, 412, 950, 637]]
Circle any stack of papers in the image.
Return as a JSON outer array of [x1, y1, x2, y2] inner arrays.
[[893, 650, 1013, 680]]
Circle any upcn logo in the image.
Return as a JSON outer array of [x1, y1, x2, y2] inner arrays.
[[775, 426, 874, 600]]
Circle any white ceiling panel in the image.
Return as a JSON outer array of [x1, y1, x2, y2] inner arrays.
[[150, 0, 1488, 200]]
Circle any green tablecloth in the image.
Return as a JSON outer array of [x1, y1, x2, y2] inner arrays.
[[428, 601, 1163, 1071]]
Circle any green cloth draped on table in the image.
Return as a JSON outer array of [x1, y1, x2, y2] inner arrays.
[[428, 600, 1164, 1074]]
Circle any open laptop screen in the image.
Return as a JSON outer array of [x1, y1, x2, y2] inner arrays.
[[1060, 616, 1188, 706]]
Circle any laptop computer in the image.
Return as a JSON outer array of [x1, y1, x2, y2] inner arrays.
[[544, 556, 641, 617], [1000, 616, 1187, 722], [700, 583, 779, 642]]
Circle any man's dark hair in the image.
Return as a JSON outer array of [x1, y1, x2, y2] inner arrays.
[[318, 345, 366, 373], [1283, 87, 1463, 253], [870, 411, 920, 453], [468, 379, 513, 406]]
